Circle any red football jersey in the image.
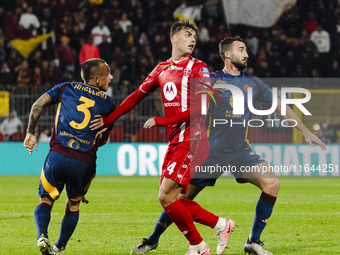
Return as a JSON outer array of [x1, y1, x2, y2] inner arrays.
[[140, 56, 210, 144]]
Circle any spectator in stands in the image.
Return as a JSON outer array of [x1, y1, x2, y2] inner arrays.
[[245, 30, 259, 57], [91, 19, 112, 46], [17, 60, 32, 88], [118, 13, 132, 34], [310, 25, 331, 53], [304, 12, 317, 34], [0, 110, 23, 141], [32, 66, 41, 92], [111, 19, 124, 49], [48, 60, 63, 84], [198, 23, 210, 44], [98, 36, 112, 64], [318, 123, 338, 143], [37, 19, 55, 61], [310, 24, 330, 76], [329, 60, 339, 77], [18, 5, 40, 35], [0, 62, 12, 89], [55, 36, 76, 78], [79, 36, 100, 65]]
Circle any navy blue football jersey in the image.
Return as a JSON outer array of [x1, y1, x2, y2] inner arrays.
[[207, 70, 273, 154], [47, 82, 115, 164]]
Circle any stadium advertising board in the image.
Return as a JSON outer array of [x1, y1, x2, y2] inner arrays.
[[0, 143, 338, 176]]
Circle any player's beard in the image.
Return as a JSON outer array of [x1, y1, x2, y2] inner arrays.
[[232, 59, 247, 70]]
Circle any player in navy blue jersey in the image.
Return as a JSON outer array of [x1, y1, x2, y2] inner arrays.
[[131, 37, 326, 255], [23, 58, 115, 255]]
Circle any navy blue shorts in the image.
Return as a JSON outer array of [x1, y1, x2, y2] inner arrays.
[[38, 151, 96, 202], [190, 148, 266, 186]]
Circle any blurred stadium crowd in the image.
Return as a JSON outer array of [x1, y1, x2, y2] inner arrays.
[[0, 0, 339, 142], [1, 0, 340, 92]]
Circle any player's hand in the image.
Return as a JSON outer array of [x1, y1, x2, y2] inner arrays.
[[304, 131, 327, 151], [144, 117, 156, 129], [23, 133, 38, 155], [90, 115, 105, 131]]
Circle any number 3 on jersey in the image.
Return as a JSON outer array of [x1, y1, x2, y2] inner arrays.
[[167, 162, 177, 175], [70, 96, 95, 129]]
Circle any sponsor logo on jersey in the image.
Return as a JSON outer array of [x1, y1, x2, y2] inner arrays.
[[163, 82, 177, 101], [184, 68, 191, 76], [243, 84, 250, 92], [200, 68, 209, 73], [168, 64, 184, 70], [203, 73, 210, 77], [164, 102, 180, 107]]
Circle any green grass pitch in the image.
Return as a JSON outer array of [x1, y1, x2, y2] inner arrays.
[[0, 176, 339, 254]]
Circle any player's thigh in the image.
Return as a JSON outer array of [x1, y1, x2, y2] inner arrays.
[[191, 155, 225, 186], [241, 161, 280, 195], [230, 149, 267, 182], [161, 143, 192, 188], [66, 158, 96, 202], [38, 151, 69, 201]]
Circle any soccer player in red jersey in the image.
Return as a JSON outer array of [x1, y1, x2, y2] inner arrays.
[[90, 20, 234, 255]]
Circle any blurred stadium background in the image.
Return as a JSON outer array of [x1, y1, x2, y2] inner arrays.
[[0, 1, 339, 254], [0, 0, 339, 176]]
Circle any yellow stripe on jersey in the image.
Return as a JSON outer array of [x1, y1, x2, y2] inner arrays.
[[245, 125, 251, 147], [40, 168, 60, 200], [54, 102, 61, 131]]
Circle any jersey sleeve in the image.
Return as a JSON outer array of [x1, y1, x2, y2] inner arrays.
[[252, 77, 273, 103], [46, 82, 68, 104], [140, 65, 161, 94]]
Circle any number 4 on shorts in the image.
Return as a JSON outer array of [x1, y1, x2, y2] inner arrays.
[[167, 162, 176, 175]]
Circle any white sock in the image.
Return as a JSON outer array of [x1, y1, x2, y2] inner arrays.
[[214, 217, 227, 233], [190, 240, 207, 250]]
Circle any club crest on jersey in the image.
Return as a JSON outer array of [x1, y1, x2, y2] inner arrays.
[[168, 64, 183, 70], [200, 68, 209, 73], [184, 69, 191, 76], [163, 82, 177, 101]]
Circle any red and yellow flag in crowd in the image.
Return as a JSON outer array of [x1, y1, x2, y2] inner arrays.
[[4, 12, 52, 59]]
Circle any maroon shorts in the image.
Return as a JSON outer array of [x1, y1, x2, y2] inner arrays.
[[160, 139, 209, 193]]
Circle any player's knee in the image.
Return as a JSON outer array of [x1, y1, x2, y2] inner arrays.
[[66, 199, 80, 211], [158, 193, 172, 208], [40, 195, 54, 206], [262, 178, 280, 196]]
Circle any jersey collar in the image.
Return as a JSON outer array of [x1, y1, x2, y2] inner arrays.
[[171, 56, 190, 64], [222, 69, 242, 78]]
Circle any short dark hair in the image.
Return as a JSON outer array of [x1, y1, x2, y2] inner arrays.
[[170, 19, 198, 37], [219, 36, 245, 61], [81, 58, 105, 83]]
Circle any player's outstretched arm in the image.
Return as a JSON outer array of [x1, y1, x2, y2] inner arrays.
[[276, 98, 326, 151], [23, 93, 52, 154], [90, 87, 149, 131]]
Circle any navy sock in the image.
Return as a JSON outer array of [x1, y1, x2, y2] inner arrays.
[[34, 203, 52, 239], [148, 210, 173, 244], [55, 209, 79, 250], [250, 192, 276, 241]]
